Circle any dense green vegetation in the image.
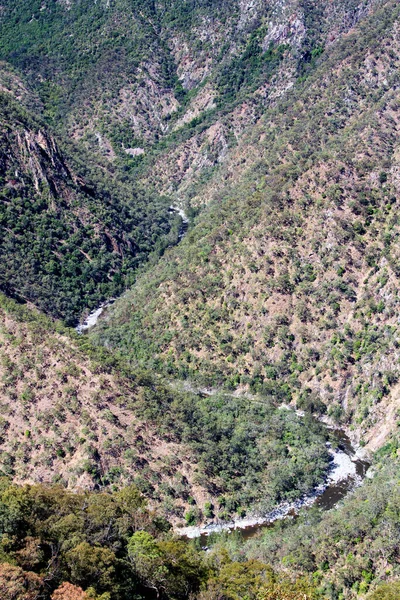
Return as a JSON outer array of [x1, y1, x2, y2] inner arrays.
[[0, 478, 324, 600], [217, 35, 289, 106], [0, 0, 166, 124], [1, 447, 400, 599], [241, 442, 400, 599], [0, 92, 178, 325], [139, 391, 331, 515]]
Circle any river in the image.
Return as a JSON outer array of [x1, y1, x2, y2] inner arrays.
[[178, 426, 370, 541], [169, 205, 189, 241], [76, 299, 115, 334], [73, 207, 371, 540]]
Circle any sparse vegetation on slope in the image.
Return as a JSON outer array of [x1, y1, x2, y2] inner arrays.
[[1, 1, 400, 599], [0, 0, 382, 198], [93, 0, 400, 449], [0, 294, 331, 523]]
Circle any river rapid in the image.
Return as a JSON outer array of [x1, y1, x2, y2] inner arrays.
[[178, 426, 370, 541]]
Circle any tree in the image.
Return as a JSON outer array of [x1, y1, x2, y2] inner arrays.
[[0, 563, 43, 600], [64, 542, 117, 594], [367, 582, 400, 600], [51, 582, 88, 600], [127, 531, 167, 598], [128, 532, 206, 598], [201, 559, 271, 600]]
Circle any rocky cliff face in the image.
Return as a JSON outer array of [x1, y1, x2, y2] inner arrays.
[[130, 0, 383, 202]]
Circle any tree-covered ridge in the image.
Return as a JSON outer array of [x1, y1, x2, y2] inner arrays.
[[0, 446, 400, 599], [92, 0, 400, 446], [0, 90, 177, 325], [0, 478, 321, 600]]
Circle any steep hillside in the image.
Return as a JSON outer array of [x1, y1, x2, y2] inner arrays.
[[0, 0, 383, 202], [0, 0, 389, 326], [0, 80, 177, 325], [0, 294, 331, 524], [93, 0, 400, 447], [1, 1, 400, 599]]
